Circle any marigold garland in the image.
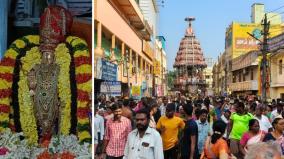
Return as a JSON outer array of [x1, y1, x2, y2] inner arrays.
[[0, 57, 16, 67], [76, 74, 92, 84], [0, 39, 22, 131], [18, 46, 41, 145], [66, 36, 91, 143], [0, 73, 13, 82], [25, 35, 39, 45], [0, 66, 14, 74], [12, 35, 39, 133], [0, 35, 39, 142], [14, 39, 26, 49], [54, 43, 72, 135]]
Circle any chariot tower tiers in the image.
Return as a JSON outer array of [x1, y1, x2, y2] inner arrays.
[[173, 17, 207, 97]]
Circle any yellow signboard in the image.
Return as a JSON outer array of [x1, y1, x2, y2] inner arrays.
[[228, 22, 284, 58], [132, 86, 141, 97], [142, 40, 154, 60], [153, 60, 161, 75]]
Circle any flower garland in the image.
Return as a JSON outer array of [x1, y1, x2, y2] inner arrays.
[[0, 47, 19, 132], [18, 46, 41, 145], [0, 35, 39, 132], [54, 43, 72, 135], [12, 36, 39, 134], [66, 36, 92, 143]]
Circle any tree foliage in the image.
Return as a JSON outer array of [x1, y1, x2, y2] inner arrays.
[[167, 70, 176, 89]]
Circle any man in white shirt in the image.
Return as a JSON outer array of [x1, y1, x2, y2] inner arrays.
[[124, 109, 164, 159], [159, 97, 168, 116], [221, 109, 231, 138], [255, 104, 272, 132], [94, 108, 105, 155], [94, 122, 98, 149], [271, 102, 283, 121]]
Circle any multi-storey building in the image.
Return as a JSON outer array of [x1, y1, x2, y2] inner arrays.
[[213, 3, 284, 97], [268, 33, 284, 100], [229, 51, 259, 97], [94, 0, 166, 98], [225, 3, 284, 93]]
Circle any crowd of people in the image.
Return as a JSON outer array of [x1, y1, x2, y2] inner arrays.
[[94, 94, 284, 159]]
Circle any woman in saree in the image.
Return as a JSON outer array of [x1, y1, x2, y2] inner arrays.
[[201, 120, 235, 159], [240, 119, 266, 156], [263, 117, 284, 156]]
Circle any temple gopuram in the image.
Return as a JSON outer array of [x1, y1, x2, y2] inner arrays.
[[173, 17, 207, 97]]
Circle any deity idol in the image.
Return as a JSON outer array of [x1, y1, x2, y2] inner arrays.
[[0, 5, 92, 145]]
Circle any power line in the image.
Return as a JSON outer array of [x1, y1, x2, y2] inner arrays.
[[267, 11, 284, 20], [268, 4, 284, 13]]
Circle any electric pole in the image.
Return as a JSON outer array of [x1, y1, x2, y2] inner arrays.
[[261, 13, 270, 103]]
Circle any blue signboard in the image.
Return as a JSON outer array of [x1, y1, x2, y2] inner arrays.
[[142, 81, 147, 90], [100, 81, 121, 96], [101, 59, 117, 81]]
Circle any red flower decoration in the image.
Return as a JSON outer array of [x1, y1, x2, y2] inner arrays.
[[77, 90, 89, 102], [8, 124, 15, 132], [0, 73, 13, 82], [60, 151, 76, 159], [74, 56, 91, 67], [0, 147, 9, 156], [77, 108, 89, 119], [75, 74, 91, 84], [0, 89, 12, 98], [0, 104, 9, 113], [37, 150, 52, 159], [0, 57, 16, 67]]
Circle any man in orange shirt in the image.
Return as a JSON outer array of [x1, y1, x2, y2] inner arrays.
[[157, 103, 185, 159]]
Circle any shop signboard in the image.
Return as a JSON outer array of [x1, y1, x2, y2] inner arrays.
[[142, 81, 147, 90], [99, 58, 117, 81], [268, 33, 284, 52], [132, 86, 141, 97], [142, 40, 154, 60], [157, 85, 164, 97], [153, 60, 161, 75], [229, 22, 283, 58], [100, 81, 121, 96]]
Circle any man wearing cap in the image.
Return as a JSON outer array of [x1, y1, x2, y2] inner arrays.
[[157, 103, 185, 159]]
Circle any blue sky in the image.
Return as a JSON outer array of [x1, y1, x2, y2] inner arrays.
[[158, 0, 284, 70]]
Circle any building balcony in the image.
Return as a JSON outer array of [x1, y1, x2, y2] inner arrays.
[[140, 20, 153, 41], [271, 82, 284, 87], [108, 0, 152, 40], [110, 0, 144, 28], [229, 80, 258, 92]]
